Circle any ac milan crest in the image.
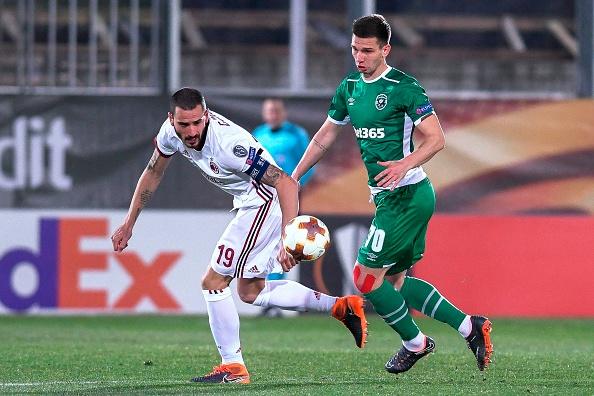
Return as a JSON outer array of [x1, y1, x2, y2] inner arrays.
[[209, 159, 220, 174]]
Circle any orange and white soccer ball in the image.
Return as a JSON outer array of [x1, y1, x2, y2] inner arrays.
[[282, 215, 331, 261]]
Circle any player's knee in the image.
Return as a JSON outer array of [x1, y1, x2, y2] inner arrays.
[[236, 278, 267, 304], [200, 274, 213, 290], [237, 282, 263, 304], [238, 289, 258, 304], [352, 264, 378, 294], [200, 274, 210, 290], [387, 272, 406, 290], [201, 268, 229, 291]]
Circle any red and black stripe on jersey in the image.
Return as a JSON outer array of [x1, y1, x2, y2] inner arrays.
[[232, 182, 273, 278]]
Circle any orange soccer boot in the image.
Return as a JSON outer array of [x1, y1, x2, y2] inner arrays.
[[465, 315, 494, 371], [331, 295, 368, 348], [191, 362, 250, 384]]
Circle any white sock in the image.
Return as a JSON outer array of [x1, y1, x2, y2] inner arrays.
[[403, 331, 426, 352], [458, 315, 472, 338], [202, 288, 244, 365], [252, 280, 337, 312]]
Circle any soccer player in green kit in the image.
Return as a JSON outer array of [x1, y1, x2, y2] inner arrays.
[[292, 14, 493, 374]]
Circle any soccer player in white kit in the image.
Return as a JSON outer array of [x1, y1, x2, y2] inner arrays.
[[111, 88, 367, 384]]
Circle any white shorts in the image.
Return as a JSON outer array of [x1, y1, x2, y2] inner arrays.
[[209, 199, 283, 279]]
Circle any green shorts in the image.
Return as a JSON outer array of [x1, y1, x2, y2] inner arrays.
[[357, 177, 435, 275]]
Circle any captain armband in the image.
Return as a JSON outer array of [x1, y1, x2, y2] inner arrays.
[[244, 148, 270, 182]]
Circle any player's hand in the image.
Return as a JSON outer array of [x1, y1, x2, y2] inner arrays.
[[277, 242, 298, 272], [111, 224, 132, 252], [375, 160, 409, 190]]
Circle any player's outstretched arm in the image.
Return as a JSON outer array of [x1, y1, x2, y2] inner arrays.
[[292, 118, 341, 183], [111, 149, 172, 252], [260, 164, 299, 271]]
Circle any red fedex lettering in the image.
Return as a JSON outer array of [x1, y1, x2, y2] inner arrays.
[[113, 252, 181, 309], [59, 219, 108, 308]]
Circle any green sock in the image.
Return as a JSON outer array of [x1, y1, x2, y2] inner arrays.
[[364, 280, 420, 341], [400, 276, 466, 330]]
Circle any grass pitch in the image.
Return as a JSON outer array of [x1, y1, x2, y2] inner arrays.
[[1, 314, 593, 394]]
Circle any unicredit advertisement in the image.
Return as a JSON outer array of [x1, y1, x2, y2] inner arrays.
[[0, 210, 287, 315]]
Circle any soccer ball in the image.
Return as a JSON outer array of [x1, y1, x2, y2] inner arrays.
[[282, 215, 331, 261]]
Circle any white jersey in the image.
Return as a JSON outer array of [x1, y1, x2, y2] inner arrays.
[[154, 110, 279, 209]]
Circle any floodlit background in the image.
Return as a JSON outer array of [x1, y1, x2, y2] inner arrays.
[[1, 0, 593, 316]]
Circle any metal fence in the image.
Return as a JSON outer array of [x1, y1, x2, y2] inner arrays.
[[0, 0, 162, 95], [0, 1, 588, 98], [175, 0, 578, 98]]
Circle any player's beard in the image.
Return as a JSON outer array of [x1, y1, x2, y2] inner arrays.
[[174, 127, 200, 149], [184, 136, 200, 149]]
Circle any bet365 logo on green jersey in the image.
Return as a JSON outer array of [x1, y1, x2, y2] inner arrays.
[[354, 127, 385, 139]]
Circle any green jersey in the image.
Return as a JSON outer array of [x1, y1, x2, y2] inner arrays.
[[327, 66, 435, 193]]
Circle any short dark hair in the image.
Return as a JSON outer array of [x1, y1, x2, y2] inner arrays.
[[352, 14, 391, 46], [170, 87, 206, 114]]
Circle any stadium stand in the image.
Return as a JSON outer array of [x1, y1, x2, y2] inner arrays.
[[0, 0, 577, 95], [0, 0, 160, 92], [181, 0, 576, 94]]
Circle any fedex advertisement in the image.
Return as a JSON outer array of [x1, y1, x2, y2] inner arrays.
[[0, 210, 288, 315]]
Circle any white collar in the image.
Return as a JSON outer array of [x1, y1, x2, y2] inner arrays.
[[362, 66, 392, 83]]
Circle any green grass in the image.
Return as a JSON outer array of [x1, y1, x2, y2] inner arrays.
[[0, 315, 593, 394]]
